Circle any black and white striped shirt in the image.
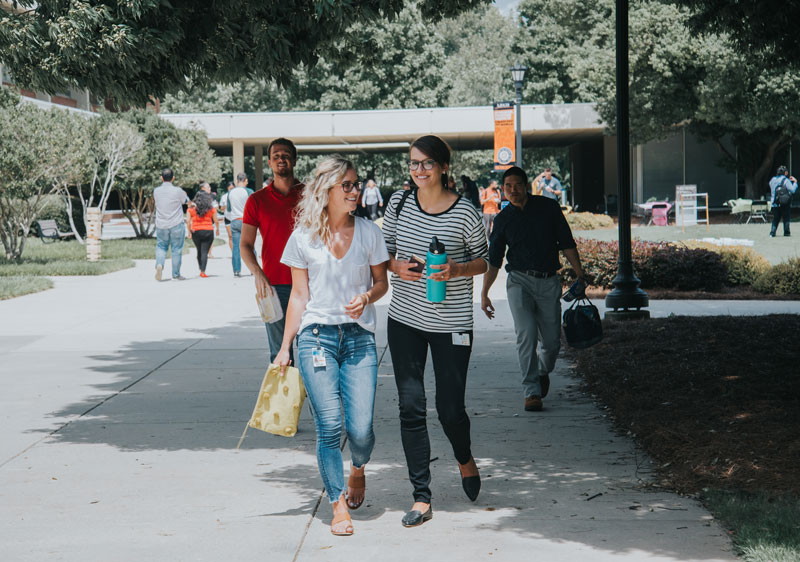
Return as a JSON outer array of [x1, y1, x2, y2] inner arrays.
[[382, 190, 489, 333]]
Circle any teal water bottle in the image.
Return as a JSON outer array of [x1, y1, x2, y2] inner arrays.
[[426, 236, 447, 303]]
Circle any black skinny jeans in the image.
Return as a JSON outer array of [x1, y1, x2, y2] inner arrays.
[[191, 229, 214, 273], [387, 317, 473, 504]]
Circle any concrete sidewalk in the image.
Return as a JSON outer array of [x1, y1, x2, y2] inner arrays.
[[2, 242, 781, 561]]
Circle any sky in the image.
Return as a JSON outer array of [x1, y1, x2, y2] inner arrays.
[[493, 0, 521, 16]]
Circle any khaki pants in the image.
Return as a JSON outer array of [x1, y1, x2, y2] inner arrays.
[[506, 271, 562, 398]]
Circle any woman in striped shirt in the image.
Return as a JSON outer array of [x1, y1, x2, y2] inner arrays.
[[382, 135, 489, 527]]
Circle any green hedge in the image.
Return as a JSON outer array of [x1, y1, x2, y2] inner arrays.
[[754, 258, 800, 296], [683, 242, 771, 286], [560, 238, 728, 291]]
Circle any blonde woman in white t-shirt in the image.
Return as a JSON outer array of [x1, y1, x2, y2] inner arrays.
[[276, 156, 389, 537]]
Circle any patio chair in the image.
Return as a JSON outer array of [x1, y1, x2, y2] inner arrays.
[[746, 201, 768, 223], [650, 203, 669, 226]]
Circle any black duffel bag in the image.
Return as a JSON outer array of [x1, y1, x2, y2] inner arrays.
[[562, 298, 603, 349]]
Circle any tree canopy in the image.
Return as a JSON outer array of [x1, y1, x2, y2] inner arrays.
[[671, 0, 800, 65], [0, 0, 489, 104], [515, 0, 800, 197]]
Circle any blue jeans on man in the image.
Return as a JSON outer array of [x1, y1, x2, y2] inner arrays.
[[230, 219, 243, 274], [155, 223, 185, 278], [296, 323, 377, 503]]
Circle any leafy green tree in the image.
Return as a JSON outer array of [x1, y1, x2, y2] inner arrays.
[[672, 0, 800, 65], [162, 3, 519, 188], [114, 109, 219, 237], [515, 0, 800, 198], [0, 92, 66, 259], [0, 0, 489, 104]]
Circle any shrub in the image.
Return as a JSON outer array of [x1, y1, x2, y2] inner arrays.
[[638, 247, 727, 291], [566, 212, 615, 230], [754, 258, 800, 296], [682, 242, 771, 286], [560, 238, 669, 289], [561, 238, 727, 291]]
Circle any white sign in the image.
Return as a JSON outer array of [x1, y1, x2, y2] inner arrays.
[[675, 184, 698, 226]]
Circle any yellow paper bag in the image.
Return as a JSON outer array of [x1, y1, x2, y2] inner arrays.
[[237, 364, 307, 447]]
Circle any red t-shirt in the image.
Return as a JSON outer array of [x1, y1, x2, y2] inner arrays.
[[242, 181, 303, 285]]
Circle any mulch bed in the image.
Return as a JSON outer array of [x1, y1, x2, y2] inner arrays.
[[568, 314, 800, 494]]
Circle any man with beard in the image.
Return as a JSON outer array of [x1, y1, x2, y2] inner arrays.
[[241, 138, 304, 363]]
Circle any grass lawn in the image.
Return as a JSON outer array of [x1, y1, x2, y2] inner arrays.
[[0, 237, 227, 278], [570, 315, 800, 561], [0, 276, 54, 300], [703, 491, 800, 562], [0, 238, 137, 277]]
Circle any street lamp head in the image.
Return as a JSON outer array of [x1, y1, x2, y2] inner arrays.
[[510, 63, 527, 86]]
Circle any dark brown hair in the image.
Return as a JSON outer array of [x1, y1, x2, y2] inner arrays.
[[268, 137, 297, 160], [410, 135, 451, 189]]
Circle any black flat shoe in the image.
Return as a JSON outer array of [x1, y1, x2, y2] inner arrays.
[[401, 505, 433, 527], [462, 475, 481, 501]]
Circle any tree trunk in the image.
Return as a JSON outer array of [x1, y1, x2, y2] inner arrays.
[[744, 136, 786, 199], [60, 187, 85, 244]]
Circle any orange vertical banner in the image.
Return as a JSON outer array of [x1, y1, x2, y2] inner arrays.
[[493, 101, 516, 171]]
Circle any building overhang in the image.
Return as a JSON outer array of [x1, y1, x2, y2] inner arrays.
[[161, 103, 605, 155]]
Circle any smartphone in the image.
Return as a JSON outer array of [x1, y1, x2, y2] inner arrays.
[[408, 254, 426, 273]]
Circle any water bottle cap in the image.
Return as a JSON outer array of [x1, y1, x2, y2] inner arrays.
[[429, 236, 445, 254]]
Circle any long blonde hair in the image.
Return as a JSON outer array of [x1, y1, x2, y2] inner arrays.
[[295, 156, 355, 244]]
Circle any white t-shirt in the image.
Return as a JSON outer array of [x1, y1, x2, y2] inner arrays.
[[153, 182, 189, 229], [281, 217, 390, 334], [227, 186, 252, 220]]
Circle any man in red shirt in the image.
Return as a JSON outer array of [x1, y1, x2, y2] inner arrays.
[[241, 138, 303, 362]]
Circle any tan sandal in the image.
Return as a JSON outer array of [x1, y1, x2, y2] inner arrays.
[[330, 510, 354, 536], [346, 473, 366, 510]]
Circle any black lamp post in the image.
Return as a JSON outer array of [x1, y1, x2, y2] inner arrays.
[[605, 0, 649, 319], [510, 63, 527, 167]]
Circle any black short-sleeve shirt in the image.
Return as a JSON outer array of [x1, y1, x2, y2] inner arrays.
[[488, 195, 577, 273]]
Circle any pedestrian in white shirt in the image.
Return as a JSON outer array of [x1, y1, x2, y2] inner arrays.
[[275, 156, 389, 537], [153, 167, 189, 281], [361, 179, 383, 220]]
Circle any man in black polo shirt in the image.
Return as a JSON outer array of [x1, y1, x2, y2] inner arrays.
[[481, 166, 586, 412]]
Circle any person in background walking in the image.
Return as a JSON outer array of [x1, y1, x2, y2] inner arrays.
[[382, 135, 489, 528], [275, 156, 389, 536], [219, 180, 235, 254], [361, 179, 383, 220], [536, 168, 564, 203], [769, 165, 797, 238], [461, 175, 481, 210], [480, 179, 501, 236], [153, 167, 189, 281], [241, 138, 303, 363], [481, 166, 586, 412], [199, 181, 218, 259], [186, 191, 219, 278], [228, 172, 254, 277]]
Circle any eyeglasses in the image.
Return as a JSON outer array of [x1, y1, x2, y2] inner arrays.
[[337, 181, 362, 193], [408, 159, 437, 171]]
